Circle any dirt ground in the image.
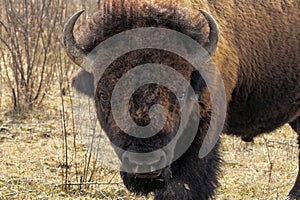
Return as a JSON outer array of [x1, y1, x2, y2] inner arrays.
[[0, 87, 298, 200]]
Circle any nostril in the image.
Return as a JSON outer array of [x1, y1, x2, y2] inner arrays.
[[149, 155, 165, 166], [159, 155, 166, 165], [157, 153, 167, 167], [122, 152, 133, 165]]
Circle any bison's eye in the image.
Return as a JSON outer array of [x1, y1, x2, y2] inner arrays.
[[179, 91, 199, 101], [99, 91, 110, 105], [190, 93, 200, 101], [179, 92, 185, 101]]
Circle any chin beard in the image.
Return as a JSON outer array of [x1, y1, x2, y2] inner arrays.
[[120, 167, 172, 195]]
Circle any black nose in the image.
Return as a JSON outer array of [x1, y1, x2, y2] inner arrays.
[[121, 150, 167, 174]]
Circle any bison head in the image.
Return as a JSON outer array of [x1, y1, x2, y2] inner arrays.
[[63, 1, 220, 195]]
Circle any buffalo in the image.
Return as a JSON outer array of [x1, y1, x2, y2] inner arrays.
[[63, 0, 300, 199]]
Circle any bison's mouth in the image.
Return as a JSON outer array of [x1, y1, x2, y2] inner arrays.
[[121, 166, 172, 195], [135, 169, 163, 179]]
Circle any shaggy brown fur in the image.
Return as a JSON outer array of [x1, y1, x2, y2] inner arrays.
[[65, 0, 299, 199]]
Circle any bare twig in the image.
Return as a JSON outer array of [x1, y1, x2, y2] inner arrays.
[[267, 140, 298, 148], [262, 136, 273, 184], [0, 0, 62, 109], [56, 181, 122, 186], [58, 46, 69, 191]]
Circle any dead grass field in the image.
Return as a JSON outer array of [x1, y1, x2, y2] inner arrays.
[[0, 84, 298, 200]]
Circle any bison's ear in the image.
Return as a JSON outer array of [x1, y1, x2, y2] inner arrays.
[[190, 70, 206, 99], [71, 69, 94, 98]]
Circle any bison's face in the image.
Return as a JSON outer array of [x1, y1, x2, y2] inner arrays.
[[93, 49, 205, 193], [63, 1, 219, 195]]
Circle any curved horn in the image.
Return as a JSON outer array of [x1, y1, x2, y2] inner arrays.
[[200, 10, 220, 55], [63, 10, 88, 68]]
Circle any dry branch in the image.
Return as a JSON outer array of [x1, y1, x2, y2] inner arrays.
[[56, 181, 122, 187]]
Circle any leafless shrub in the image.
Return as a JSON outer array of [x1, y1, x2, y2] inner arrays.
[[0, 0, 117, 194], [0, 0, 62, 110]]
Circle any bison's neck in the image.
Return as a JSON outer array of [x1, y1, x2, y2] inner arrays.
[[212, 0, 300, 136], [191, 0, 300, 136], [198, 0, 299, 111]]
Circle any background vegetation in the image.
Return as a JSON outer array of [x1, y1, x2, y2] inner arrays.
[[0, 0, 298, 199]]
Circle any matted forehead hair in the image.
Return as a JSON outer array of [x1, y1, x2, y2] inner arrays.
[[76, 0, 210, 52]]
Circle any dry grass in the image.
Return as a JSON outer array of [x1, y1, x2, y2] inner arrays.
[[0, 83, 298, 200], [0, 85, 149, 200], [217, 126, 298, 200]]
